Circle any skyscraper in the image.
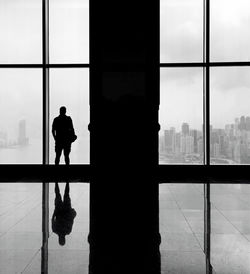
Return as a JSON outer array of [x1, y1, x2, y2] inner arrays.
[[181, 123, 189, 136], [164, 128, 176, 153], [18, 120, 29, 146], [239, 116, 246, 130], [190, 129, 198, 153], [180, 135, 194, 154], [246, 116, 250, 131]]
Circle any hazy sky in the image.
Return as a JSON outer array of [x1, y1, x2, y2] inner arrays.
[[0, 0, 89, 142], [0, 0, 250, 136], [160, 0, 250, 131], [0, 0, 89, 63]]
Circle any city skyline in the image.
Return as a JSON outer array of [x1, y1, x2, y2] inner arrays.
[[0, 119, 29, 148], [160, 114, 250, 133], [160, 114, 250, 164]]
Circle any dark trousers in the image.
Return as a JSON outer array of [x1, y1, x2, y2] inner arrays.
[[55, 141, 71, 165]]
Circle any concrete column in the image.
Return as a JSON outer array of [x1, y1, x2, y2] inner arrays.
[[89, 1, 160, 273]]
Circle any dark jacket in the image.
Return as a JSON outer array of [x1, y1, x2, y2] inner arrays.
[[52, 115, 75, 143]]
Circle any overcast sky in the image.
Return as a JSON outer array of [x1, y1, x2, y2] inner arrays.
[[160, 0, 250, 132], [0, 0, 250, 137], [0, 0, 89, 142]]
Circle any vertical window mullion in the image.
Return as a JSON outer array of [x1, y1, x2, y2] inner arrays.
[[204, 0, 212, 273], [42, 0, 49, 164]]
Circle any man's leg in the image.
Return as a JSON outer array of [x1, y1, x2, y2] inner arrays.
[[55, 143, 63, 165], [55, 182, 62, 205], [63, 182, 71, 208], [64, 145, 71, 165]]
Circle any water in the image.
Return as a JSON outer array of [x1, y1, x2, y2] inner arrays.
[[0, 138, 89, 164]]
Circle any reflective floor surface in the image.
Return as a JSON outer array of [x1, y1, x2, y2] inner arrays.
[[1, 183, 250, 273], [0, 183, 89, 274], [160, 183, 250, 274]]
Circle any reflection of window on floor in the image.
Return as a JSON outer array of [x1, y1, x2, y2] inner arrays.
[[160, 184, 206, 273], [0, 183, 89, 274], [160, 183, 250, 273]]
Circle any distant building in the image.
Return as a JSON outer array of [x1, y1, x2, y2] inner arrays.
[[239, 116, 246, 131], [18, 120, 29, 146], [213, 143, 220, 158], [0, 131, 7, 147], [197, 138, 203, 156], [180, 135, 194, 154], [190, 129, 198, 153], [175, 132, 181, 154], [164, 128, 176, 154], [181, 123, 189, 136], [246, 116, 250, 131]]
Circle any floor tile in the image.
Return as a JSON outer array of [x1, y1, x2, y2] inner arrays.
[[161, 251, 206, 274], [160, 233, 202, 252]]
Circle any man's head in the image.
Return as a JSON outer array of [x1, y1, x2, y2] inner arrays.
[[60, 106, 66, 115]]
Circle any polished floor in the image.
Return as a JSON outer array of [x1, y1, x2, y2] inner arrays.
[[1, 183, 250, 273], [160, 183, 250, 274], [0, 183, 89, 274]]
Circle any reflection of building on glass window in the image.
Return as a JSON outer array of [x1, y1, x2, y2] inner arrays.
[[52, 106, 77, 165]]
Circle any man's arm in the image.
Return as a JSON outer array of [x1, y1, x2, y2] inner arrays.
[[52, 119, 56, 140], [69, 117, 75, 135]]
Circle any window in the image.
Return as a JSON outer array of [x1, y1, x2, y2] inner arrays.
[[0, 1, 90, 273], [160, 0, 250, 273], [0, 0, 89, 164]]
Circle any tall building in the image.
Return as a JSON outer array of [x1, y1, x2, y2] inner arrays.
[[190, 129, 198, 153], [18, 120, 29, 146], [180, 135, 194, 154], [213, 143, 220, 158], [246, 116, 250, 131], [164, 128, 176, 154], [175, 132, 181, 154], [181, 123, 189, 136], [239, 116, 246, 130], [197, 137, 203, 156], [0, 131, 7, 147]]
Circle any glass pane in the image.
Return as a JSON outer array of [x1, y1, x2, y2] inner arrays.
[[211, 0, 250, 61], [160, 183, 206, 273], [160, 68, 204, 164], [50, 69, 89, 164], [50, 0, 89, 64], [210, 67, 250, 164], [160, 0, 203, 63], [0, 183, 42, 273], [0, 0, 42, 64], [210, 184, 250, 273], [0, 69, 42, 163]]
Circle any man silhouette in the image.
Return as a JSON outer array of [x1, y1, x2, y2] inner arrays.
[[52, 106, 75, 165], [52, 182, 77, 246]]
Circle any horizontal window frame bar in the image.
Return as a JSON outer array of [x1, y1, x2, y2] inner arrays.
[[1, 62, 249, 69], [0, 64, 90, 68], [160, 62, 250, 67], [1, 164, 250, 183]]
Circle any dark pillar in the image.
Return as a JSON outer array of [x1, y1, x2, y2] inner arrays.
[[89, 1, 160, 273]]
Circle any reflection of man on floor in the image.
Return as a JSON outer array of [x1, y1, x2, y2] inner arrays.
[[52, 182, 77, 246]]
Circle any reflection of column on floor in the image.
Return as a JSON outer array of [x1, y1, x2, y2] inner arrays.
[[204, 183, 212, 274], [42, 182, 49, 274]]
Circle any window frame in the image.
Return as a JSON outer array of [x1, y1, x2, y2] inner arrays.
[[0, 0, 90, 165]]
